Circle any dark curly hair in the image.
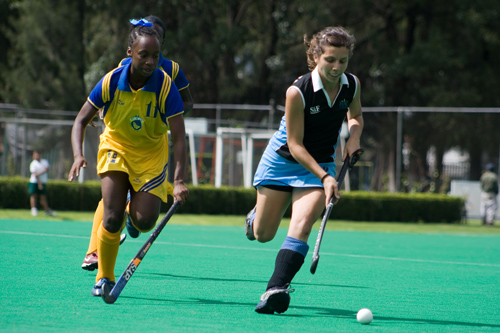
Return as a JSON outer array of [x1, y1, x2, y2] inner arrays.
[[304, 26, 356, 71]]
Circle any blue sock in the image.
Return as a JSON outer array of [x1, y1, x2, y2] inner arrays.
[[281, 236, 309, 257], [265, 237, 309, 290]]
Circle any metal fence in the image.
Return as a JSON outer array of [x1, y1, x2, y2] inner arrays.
[[1, 103, 499, 190], [0, 103, 280, 187]]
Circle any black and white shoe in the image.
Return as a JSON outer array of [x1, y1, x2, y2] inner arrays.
[[255, 284, 294, 314], [245, 206, 256, 241]]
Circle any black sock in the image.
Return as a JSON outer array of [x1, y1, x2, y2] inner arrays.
[[266, 249, 305, 290]]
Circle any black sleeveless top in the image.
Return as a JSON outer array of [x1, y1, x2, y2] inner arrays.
[[276, 72, 357, 163]]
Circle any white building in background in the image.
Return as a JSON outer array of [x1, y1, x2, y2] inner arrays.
[[427, 146, 470, 180]]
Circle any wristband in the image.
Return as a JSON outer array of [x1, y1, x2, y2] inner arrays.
[[320, 173, 331, 184]]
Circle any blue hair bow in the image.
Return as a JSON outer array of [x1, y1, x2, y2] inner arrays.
[[129, 18, 153, 27]]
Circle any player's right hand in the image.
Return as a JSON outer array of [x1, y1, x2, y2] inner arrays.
[[68, 156, 87, 182], [323, 175, 340, 207]]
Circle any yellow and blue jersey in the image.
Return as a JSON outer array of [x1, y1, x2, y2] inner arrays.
[[87, 63, 183, 201], [118, 53, 189, 91]]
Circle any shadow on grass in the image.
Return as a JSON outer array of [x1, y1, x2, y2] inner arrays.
[[116, 295, 500, 329], [287, 305, 500, 329], [141, 272, 368, 289]]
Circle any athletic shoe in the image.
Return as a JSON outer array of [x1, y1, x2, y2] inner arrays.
[[255, 284, 295, 314], [81, 234, 126, 271], [245, 206, 256, 241], [126, 212, 140, 238], [82, 252, 98, 271], [31, 208, 38, 216], [120, 233, 126, 244], [91, 278, 115, 297], [45, 209, 56, 217]]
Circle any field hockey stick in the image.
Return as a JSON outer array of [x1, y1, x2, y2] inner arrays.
[[101, 200, 181, 304], [310, 148, 364, 274]]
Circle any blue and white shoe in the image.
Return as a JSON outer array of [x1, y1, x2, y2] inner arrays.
[[91, 278, 115, 297], [245, 206, 256, 241], [255, 284, 294, 314], [125, 191, 140, 238], [126, 213, 140, 238]]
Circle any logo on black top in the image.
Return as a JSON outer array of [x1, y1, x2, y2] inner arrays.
[[339, 99, 350, 108], [310, 105, 321, 114]]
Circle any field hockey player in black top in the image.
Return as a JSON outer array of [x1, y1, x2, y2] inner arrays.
[[245, 26, 364, 314]]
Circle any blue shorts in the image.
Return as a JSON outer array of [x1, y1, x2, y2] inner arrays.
[[253, 144, 336, 189]]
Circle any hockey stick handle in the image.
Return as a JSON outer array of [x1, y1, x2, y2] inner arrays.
[[107, 201, 181, 302]]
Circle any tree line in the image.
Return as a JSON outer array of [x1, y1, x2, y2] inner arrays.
[[1, 0, 499, 191]]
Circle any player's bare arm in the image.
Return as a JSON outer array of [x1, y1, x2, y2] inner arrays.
[[68, 101, 99, 181], [344, 75, 363, 160], [169, 114, 189, 204], [179, 87, 194, 114]]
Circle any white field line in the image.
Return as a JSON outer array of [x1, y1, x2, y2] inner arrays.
[[1, 230, 500, 268]]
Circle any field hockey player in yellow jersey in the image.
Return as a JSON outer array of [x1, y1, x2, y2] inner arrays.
[[68, 19, 189, 296], [81, 16, 194, 271]]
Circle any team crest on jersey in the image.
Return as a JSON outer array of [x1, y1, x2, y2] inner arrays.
[[130, 116, 144, 130], [310, 105, 321, 114], [339, 99, 350, 108]]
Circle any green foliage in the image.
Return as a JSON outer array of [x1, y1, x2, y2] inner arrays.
[[0, 177, 464, 223], [1, 0, 500, 190], [1, 0, 86, 109], [0, 176, 29, 209], [169, 185, 256, 215], [334, 192, 464, 223], [47, 179, 102, 211], [0, 176, 102, 211]]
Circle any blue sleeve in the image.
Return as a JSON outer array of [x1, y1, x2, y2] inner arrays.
[[87, 69, 120, 109], [161, 81, 184, 124], [119, 58, 131, 67], [174, 67, 189, 91], [159, 57, 189, 91], [87, 77, 106, 109]]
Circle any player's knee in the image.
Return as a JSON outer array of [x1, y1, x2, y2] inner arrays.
[[103, 212, 125, 233], [132, 213, 158, 232], [254, 229, 275, 243], [292, 218, 314, 237]]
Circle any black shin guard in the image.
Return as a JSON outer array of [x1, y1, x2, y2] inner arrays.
[[266, 249, 305, 290]]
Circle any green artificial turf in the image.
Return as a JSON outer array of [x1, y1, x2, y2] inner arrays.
[[1, 216, 499, 332]]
